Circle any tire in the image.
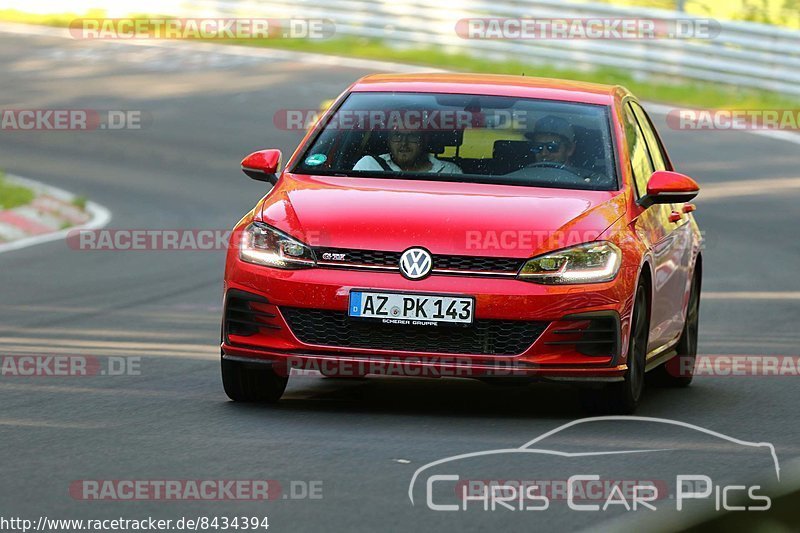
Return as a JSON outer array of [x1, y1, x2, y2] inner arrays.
[[581, 283, 649, 414], [221, 356, 288, 403], [648, 272, 700, 387]]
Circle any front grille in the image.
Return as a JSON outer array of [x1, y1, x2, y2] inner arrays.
[[318, 248, 401, 266], [280, 307, 548, 356], [436, 255, 522, 272], [315, 247, 523, 274]]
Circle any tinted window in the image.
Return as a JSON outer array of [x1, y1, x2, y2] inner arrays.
[[622, 103, 654, 197], [630, 101, 667, 172], [292, 92, 618, 191]]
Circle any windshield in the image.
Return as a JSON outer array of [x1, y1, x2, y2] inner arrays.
[[292, 92, 617, 191]]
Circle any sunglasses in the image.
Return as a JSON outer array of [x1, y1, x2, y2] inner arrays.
[[531, 141, 565, 154], [389, 132, 423, 144]]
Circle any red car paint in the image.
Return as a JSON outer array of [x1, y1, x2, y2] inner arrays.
[[221, 74, 702, 386]]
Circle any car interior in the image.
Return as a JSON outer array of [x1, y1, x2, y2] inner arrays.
[[340, 122, 611, 184], [296, 95, 617, 189]]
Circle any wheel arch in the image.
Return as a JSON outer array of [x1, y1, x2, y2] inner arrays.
[[636, 259, 654, 321]]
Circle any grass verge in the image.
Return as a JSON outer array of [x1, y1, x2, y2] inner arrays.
[[1, 11, 798, 109], [0, 171, 35, 210], [222, 36, 800, 109]]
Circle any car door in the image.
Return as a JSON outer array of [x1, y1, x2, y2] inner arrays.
[[621, 101, 681, 352], [630, 101, 693, 346]]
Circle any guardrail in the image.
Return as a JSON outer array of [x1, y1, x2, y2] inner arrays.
[[188, 0, 800, 96], [35, 0, 800, 96]]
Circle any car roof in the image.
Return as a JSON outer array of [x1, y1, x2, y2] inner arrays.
[[350, 73, 628, 106]]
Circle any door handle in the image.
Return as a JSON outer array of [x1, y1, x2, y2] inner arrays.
[[668, 211, 682, 223]]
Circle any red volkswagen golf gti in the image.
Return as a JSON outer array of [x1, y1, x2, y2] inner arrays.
[[221, 74, 702, 413]]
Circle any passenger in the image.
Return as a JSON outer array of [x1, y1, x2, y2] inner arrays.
[[353, 128, 462, 173]]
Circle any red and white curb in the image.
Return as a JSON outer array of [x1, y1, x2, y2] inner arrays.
[[0, 175, 111, 254]]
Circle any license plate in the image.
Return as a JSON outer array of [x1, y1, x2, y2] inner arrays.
[[348, 291, 474, 326]]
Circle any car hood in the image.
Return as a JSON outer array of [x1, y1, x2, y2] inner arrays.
[[260, 174, 627, 258]]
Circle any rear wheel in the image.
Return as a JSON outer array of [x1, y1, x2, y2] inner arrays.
[[221, 356, 288, 403], [581, 283, 649, 414], [649, 272, 700, 387]]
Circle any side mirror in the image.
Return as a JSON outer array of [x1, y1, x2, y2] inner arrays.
[[638, 170, 699, 208], [241, 149, 282, 184]]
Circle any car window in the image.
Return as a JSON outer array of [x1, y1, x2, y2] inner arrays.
[[622, 102, 654, 197], [292, 92, 618, 191], [629, 101, 667, 172]]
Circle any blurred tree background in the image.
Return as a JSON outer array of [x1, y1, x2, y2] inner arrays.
[[594, 0, 800, 27]]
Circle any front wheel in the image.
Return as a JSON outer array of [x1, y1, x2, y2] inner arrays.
[[221, 357, 288, 402], [581, 283, 649, 414]]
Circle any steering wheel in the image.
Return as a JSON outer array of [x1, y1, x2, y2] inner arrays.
[[526, 162, 605, 184]]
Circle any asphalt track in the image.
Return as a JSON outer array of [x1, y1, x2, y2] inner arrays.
[[1, 26, 799, 532]]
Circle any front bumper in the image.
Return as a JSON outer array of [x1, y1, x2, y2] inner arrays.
[[221, 259, 636, 381]]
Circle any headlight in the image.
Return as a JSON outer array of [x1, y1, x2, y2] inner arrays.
[[239, 222, 316, 269], [518, 241, 621, 284]]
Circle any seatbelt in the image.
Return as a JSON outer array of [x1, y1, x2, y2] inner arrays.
[[372, 156, 394, 171]]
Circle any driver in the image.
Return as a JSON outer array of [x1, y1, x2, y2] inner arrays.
[[528, 115, 577, 165], [353, 128, 462, 174], [508, 115, 604, 183]]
